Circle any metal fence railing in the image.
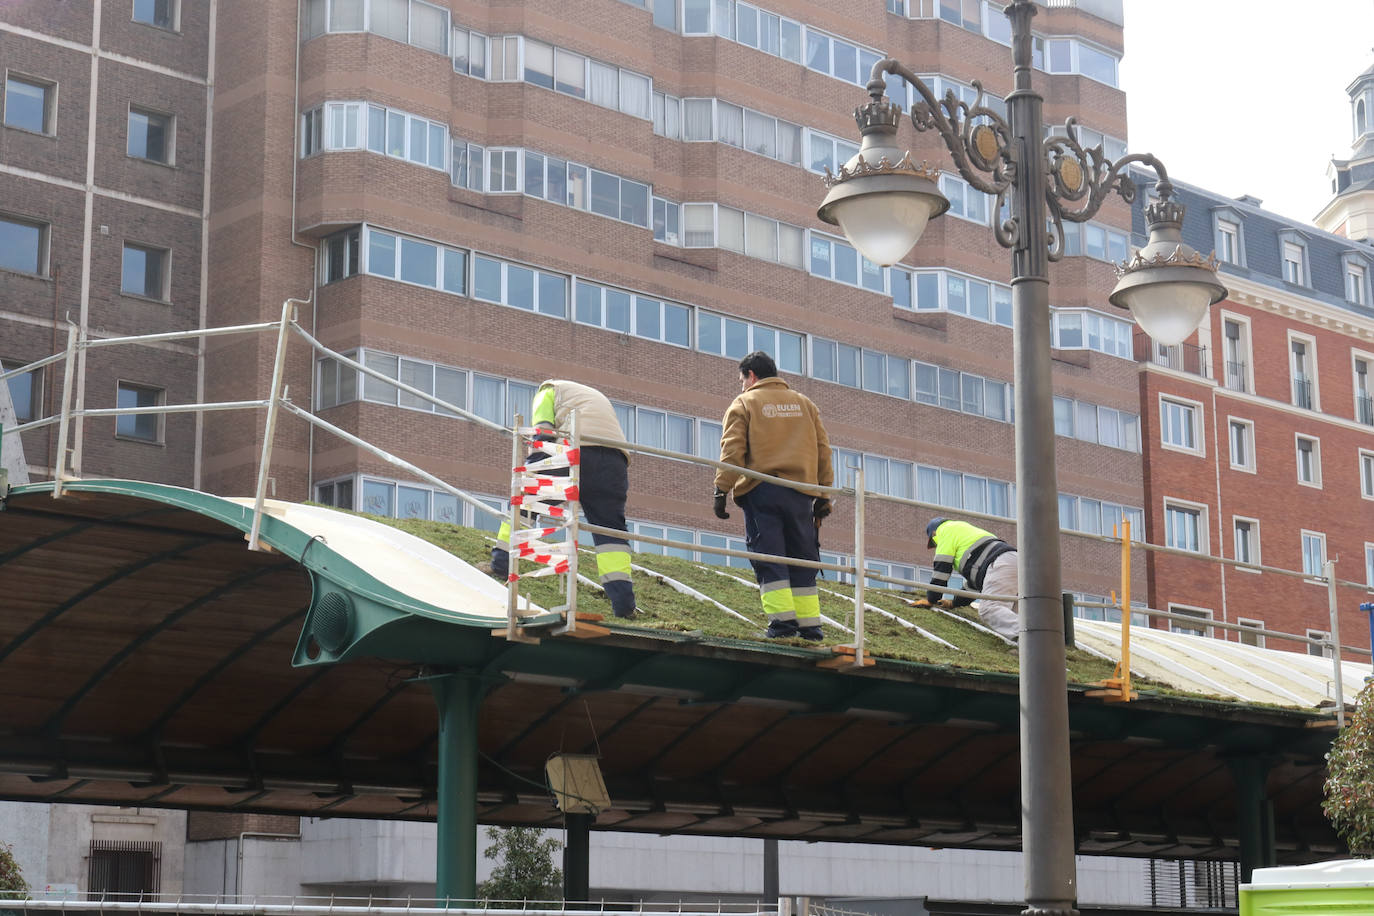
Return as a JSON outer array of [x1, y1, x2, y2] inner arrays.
[[3, 305, 1371, 687], [0, 891, 781, 915]]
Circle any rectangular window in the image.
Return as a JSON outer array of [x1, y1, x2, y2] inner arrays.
[[0, 358, 41, 423], [1367, 543, 1374, 589], [409, 0, 448, 53], [322, 227, 360, 283], [127, 107, 173, 163], [1164, 501, 1203, 553], [523, 39, 554, 89], [121, 243, 169, 300], [4, 74, 54, 135], [1159, 397, 1199, 452], [1308, 628, 1332, 658], [0, 214, 47, 276], [1302, 531, 1326, 578], [682, 202, 715, 247], [1215, 221, 1239, 263], [1356, 357, 1372, 425], [1347, 262, 1368, 305], [1233, 517, 1258, 568], [133, 0, 177, 29], [115, 382, 163, 442], [1296, 435, 1320, 486], [1290, 337, 1315, 409], [1360, 449, 1374, 499], [89, 840, 161, 897], [1282, 241, 1305, 285], [1237, 618, 1264, 648], [1222, 317, 1248, 392], [1168, 605, 1211, 638], [1228, 418, 1253, 471]]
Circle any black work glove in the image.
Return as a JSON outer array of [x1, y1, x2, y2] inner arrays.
[[712, 489, 731, 519], [812, 498, 832, 522]]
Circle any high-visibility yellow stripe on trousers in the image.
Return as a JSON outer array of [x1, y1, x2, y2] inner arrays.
[[792, 585, 820, 626], [760, 579, 796, 622], [596, 541, 632, 584]]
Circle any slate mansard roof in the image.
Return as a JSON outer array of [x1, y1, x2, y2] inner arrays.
[[1128, 167, 1374, 321]]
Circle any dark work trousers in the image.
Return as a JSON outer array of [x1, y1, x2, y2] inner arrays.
[[492, 445, 636, 617], [737, 481, 821, 635]]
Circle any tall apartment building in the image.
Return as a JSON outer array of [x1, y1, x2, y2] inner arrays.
[[1131, 62, 1374, 650], [1, 0, 1145, 605], [1, 0, 209, 486]]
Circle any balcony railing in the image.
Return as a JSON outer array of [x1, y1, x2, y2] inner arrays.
[[1223, 360, 1247, 393], [1135, 331, 1211, 379], [1358, 394, 1373, 426], [1292, 375, 1313, 410]]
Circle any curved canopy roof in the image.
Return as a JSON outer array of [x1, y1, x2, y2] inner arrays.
[[0, 479, 1348, 863]]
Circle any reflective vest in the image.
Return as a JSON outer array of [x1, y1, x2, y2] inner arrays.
[[927, 519, 1014, 604]]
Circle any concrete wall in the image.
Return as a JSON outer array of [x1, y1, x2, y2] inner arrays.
[[0, 802, 186, 897], [0, 802, 51, 892]]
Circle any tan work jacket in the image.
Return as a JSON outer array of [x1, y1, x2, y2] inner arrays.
[[534, 380, 630, 462], [714, 377, 832, 499]]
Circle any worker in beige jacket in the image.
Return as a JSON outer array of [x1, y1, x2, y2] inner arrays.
[[490, 380, 636, 618], [713, 352, 833, 640]]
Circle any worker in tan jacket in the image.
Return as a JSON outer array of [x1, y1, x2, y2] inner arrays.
[[714, 352, 833, 640]]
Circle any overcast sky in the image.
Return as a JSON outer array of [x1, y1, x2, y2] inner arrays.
[[1118, 0, 1374, 226]]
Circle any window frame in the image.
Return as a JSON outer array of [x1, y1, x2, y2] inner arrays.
[[127, 104, 176, 165], [1162, 497, 1207, 554], [1278, 231, 1310, 287], [1227, 416, 1254, 473], [3, 72, 56, 136], [120, 241, 171, 302], [114, 380, 165, 443], [1158, 394, 1203, 456], [0, 357, 43, 424], [1294, 433, 1322, 488], [1166, 602, 1213, 638], [1210, 206, 1245, 268], [1352, 349, 1373, 426], [1346, 259, 1369, 307], [1236, 617, 1265, 648], [1232, 515, 1260, 572], [1300, 529, 1327, 582], [1287, 330, 1319, 410], [131, 0, 180, 32], [1359, 447, 1374, 501], [1307, 627, 1332, 658], [0, 212, 50, 277], [1218, 310, 1252, 394]]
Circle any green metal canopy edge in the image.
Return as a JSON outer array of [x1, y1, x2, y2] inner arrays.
[[3, 480, 531, 665]]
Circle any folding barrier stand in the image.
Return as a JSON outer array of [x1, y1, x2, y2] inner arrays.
[[505, 411, 582, 641]]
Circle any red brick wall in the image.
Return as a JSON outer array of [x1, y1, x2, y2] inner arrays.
[[1142, 295, 1374, 649]]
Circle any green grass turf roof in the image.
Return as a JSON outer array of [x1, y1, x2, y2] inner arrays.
[[367, 514, 1155, 692]]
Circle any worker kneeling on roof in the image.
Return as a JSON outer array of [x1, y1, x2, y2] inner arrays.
[[914, 517, 1020, 644]]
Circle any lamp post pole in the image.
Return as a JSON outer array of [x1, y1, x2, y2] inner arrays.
[[815, 3, 1225, 914], [1002, 5, 1076, 914]]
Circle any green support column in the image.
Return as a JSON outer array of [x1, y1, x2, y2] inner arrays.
[[563, 812, 592, 902], [1229, 756, 1274, 882], [432, 672, 482, 905]]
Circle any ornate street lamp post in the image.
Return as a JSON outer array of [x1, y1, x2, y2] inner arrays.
[[817, 3, 1225, 915]]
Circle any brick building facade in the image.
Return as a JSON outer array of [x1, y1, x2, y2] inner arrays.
[[4, 0, 1151, 611], [1132, 159, 1374, 651]]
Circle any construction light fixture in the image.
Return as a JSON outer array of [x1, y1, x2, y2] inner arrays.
[[545, 753, 610, 815], [813, 2, 1226, 913]]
